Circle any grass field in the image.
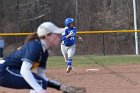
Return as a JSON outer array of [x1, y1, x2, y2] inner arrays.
[[47, 55, 140, 68]]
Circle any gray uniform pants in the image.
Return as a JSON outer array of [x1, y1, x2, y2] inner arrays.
[[61, 44, 75, 62]]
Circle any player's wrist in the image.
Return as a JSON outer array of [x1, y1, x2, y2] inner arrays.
[[35, 86, 44, 93], [48, 80, 61, 90]]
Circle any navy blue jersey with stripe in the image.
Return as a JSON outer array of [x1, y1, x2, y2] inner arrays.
[[61, 27, 77, 46], [3, 39, 48, 69]]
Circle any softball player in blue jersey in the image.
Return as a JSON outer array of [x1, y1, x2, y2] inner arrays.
[[0, 22, 71, 93], [61, 18, 83, 73]]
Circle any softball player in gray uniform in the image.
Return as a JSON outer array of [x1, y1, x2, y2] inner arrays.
[[0, 22, 73, 93], [61, 18, 83, 73]]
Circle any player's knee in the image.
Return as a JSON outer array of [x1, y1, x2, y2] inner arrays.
[[67, 56, 72, 60]]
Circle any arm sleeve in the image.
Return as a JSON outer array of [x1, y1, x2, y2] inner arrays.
[[20, 61, 43, 92]]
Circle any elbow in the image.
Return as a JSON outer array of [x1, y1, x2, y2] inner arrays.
[[61, 36, 67, 40], [20, 65, 30, 77], [20, 61, 32, 76]]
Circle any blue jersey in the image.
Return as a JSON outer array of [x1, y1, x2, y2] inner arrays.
[[3, 39, 48, 69], [61, 27, 77, 46]]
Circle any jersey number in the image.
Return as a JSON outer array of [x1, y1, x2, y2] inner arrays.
[[70, 37, 75, 40]]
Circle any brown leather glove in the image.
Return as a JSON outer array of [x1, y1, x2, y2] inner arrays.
[[61, 85, 86, 93]]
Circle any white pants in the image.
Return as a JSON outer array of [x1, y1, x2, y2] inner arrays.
[[61, 44, 75, 62]]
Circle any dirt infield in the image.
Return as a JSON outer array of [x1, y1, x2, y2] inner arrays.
[[1, 64, 140, 93]]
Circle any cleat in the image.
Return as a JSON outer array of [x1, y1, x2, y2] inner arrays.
[[66, 66, 72, 73]]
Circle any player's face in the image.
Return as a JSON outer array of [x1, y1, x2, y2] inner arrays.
[[69, 22, 75, 28], [45, 33, 60, 47]]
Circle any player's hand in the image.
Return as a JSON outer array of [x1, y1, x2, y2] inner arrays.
[[78, 36, 83, 41], [39, 89, 49, 93], [69, 31, 74, 37]]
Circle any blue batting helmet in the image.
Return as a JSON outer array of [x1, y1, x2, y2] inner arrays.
[[65, 18, 74, 27]]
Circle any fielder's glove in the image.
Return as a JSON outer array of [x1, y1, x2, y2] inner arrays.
[[61, 86, 86, 93]]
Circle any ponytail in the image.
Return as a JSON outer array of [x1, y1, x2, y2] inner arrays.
[[24, 32, 39, 44]]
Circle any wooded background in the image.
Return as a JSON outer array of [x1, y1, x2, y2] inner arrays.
[[0, 0, 140, 55]]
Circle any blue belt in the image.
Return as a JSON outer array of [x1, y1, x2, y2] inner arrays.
[[62, 44, 74, 47]]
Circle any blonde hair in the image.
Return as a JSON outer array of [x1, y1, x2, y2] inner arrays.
[[24, 32, 52, 44], [24, 32, 39, 44]]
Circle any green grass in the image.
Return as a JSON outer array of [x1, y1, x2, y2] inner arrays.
[[47, 55, 140, 68]]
